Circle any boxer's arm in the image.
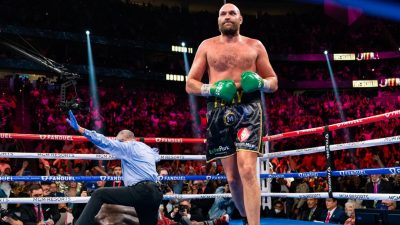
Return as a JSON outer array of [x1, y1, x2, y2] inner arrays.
[[255, 40, 278, 92], [186, 41, 208, 95]]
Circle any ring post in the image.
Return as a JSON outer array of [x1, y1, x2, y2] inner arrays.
[[263, 140, 272, 210]]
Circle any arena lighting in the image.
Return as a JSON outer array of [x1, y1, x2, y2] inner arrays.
[[86, 31, 101, 130], [171, 45, 193, 54], [181, 45, 201, 138], [181, 42, 186, 47], [86, 30, 90, 35], [324, 51, 349, 142], [333, 53, 356, 61], [357, 52, 379, 61], [165, 74, 185, 82]]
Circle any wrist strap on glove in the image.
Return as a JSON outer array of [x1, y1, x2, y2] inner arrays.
[[201, 84, 211, 96], [262, 79, 272, 92]]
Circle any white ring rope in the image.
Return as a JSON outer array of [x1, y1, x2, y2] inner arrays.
[[262, 135, 400, 160], [1, 192, 399, 204]]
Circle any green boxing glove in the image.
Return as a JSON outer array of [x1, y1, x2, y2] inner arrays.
[[240, 71, 271, 93], [201, 80, 237, 102]]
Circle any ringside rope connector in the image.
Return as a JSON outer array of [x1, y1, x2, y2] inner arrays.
[[324, 125, 334, 198]]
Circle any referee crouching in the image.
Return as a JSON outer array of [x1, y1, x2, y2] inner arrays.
[[67, 110, 163, 225]]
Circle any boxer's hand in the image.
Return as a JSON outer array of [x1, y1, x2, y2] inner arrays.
[[208, 80, 237, 102], [241, 71, 270, 93], [66, 110, 80, 131], [95, 204, 139, 225]]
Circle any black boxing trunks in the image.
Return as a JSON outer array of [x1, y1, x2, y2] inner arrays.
[[206, 91, 265, 162]]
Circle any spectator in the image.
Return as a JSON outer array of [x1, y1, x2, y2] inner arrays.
[[104, 166, 124, 187], [344, 200, 359, 225], [268, 200, 287, 219], [208, 183, 235, 220], [18, 184, 61, 225], [299, 198, 323, 222], [381, 199, 396, 211], [319, 198, 347, 224], [49, 182, 64, 197], [170, 200, 204, 222], [363, 174, 393, 208]]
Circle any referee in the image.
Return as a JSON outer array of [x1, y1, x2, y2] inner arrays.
[[67, 110, 163, 225]]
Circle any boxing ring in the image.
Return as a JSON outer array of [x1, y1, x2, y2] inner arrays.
[[1, 109, 400, 224]]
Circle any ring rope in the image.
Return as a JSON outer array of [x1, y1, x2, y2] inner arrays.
[[265, 109, 400, 141], [1, 110, 399, 143], [0, 135, 398, 161], [262, 135, 400, 159], [0, 110, 398, 205], [260, 166, 400, 179], [1, 192, 399, 204], [2, 166, 400, 182]]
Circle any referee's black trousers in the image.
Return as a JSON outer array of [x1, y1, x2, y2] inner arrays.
[[75, 181, 163, 225]]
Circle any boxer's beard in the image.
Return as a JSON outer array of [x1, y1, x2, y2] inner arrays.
[[219, 22, 239, 36]]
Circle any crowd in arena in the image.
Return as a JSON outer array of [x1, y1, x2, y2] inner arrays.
[[0, 1, 399, 224], [0, 73, 398, 224], [1, 0, 399, 54]]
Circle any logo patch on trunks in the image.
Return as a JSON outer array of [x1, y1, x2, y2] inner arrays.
[[223, 110, 237, 126], [237, 128, 251, 142]]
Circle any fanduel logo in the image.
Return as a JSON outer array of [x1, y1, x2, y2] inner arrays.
[[205, 176, 226, 180], [296, 128, 318, 135], [39, 135, 73, 141], [41, 176, 75, 181], [0, 152, 14, 157], [338, 170, 367, 176], [0, 176, 13, 181], [158, 176, 186, 181], [335, 119, 363, 128], [389, 167, 400, 174], [298, 172, 319, 178], [0, 133, 11, 138], [101, 176, 122, 181], [384, 136, 400, 142], [155, 138, 183, 143], [384, 110, 400, 118], [268, 174, 285, 178]]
